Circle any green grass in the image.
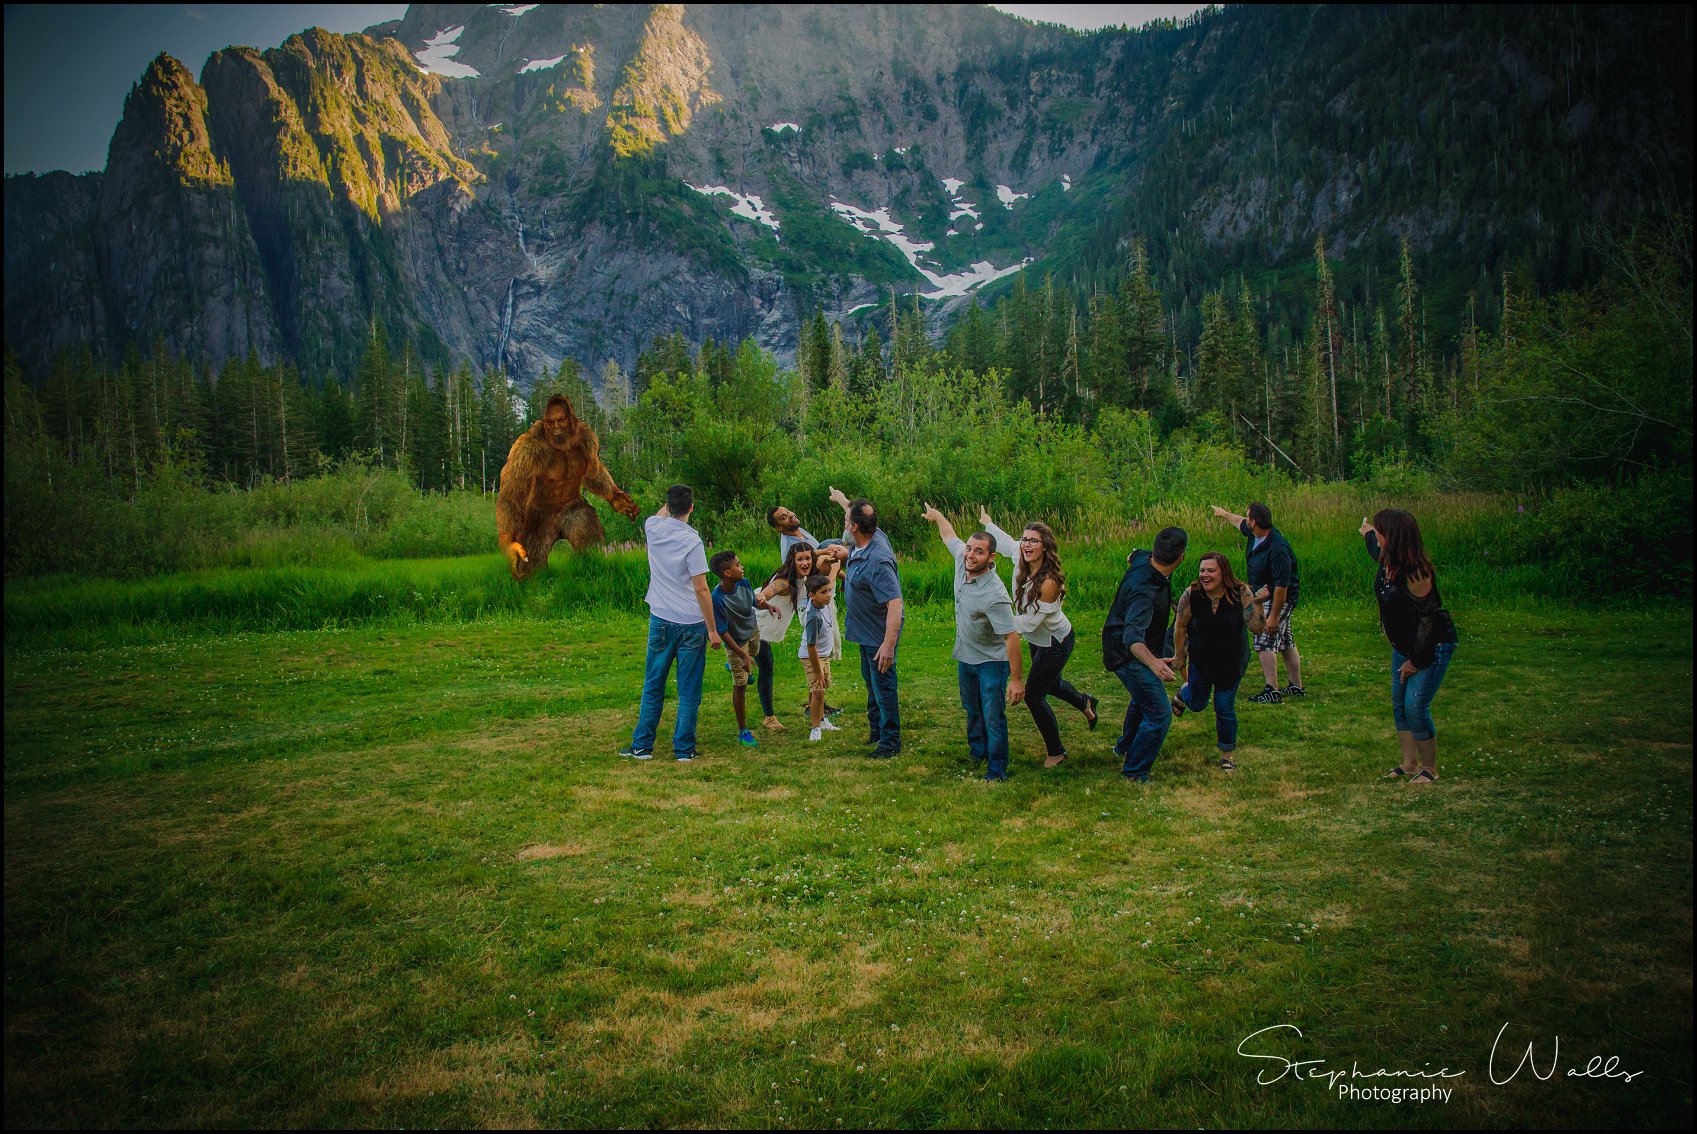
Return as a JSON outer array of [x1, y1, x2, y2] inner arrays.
[[4, 582, 1691, 1127]]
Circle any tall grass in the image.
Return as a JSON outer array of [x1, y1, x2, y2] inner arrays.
[[6, 489, 1553, 650]]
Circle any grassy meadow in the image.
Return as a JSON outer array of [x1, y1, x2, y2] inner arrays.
[[3, 501, 1692, 1128]]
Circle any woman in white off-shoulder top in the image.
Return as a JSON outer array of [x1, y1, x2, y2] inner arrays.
[[981, 508, 1100, 768]]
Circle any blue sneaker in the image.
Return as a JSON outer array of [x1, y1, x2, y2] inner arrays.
[[737, 729, 758, 747], [618, 744, 653, 761], [675, 751, 696, 762]]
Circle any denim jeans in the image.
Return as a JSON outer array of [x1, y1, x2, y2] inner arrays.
[[631, 615, 708, 756], [1181, 666, 1241, 752], [1390, 642, 1455, 741], [1025, 629, 1090, 758], [858, 642, 901, 752], [1113, 661, 1173, 780], [753, 639, 775, 718], [958, 660, 1011, 779]]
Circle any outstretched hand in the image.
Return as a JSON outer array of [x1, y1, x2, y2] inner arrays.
[[1359, 516, 1375, 537], [979, 505, 993, 527], [828, 486, 851, 509], [921, 502, 945, 525]]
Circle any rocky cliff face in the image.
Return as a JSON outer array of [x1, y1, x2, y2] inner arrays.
[[4, 4, 1688, 389]]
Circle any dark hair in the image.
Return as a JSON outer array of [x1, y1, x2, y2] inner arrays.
[[805, 572, 831, 595], [766, 505, 783, 528], [1248, 502, 1272, 529], [665, 484, 693, 517], [848, 499, 877, 535], [1014, 521, 1065, 612], [1192, 551, 1245, 604], [770, 542, 817, 612], [1371, 508, 1434, 583], [967, 530, 997, 554], [1153, 526, 1189, 566], [708, 550, 739, 577]]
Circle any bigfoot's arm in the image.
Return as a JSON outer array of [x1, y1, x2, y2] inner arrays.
[[581, 436, 640, 520], [496, 433, 543, 571]]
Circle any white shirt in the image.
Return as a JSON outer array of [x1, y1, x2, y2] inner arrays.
[[643, 513, 709, 624], [985, 520, 1072, 646]]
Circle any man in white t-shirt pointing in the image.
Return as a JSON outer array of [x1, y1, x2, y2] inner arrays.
[[621, 484, 722, 762]]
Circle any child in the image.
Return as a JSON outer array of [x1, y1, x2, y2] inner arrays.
[[800, 572, 842, 742], [710, 550, 774, 748]]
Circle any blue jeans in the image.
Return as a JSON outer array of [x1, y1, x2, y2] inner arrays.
[[631, 615, 708, 755], [858, 643, 901, 752], [1181, 666, 1241, 752], [958, 660, 1011, 779], [1391, 643, 1454, 741], [1113, 661, 1173, 780]]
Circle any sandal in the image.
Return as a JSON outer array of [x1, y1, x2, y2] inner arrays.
[[1044, 752, 1068, 768], [1170, 694, 1187, 718], [1408, 769, 1439, 784], [1382, 767, 1410, 780], [1219, 755, 1236, 771], [1084, 694, 1100, 731]]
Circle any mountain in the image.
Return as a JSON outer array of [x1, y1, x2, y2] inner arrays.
[[4, 4, 1689, 388]]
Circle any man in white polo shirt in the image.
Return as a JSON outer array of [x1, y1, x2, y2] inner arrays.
[[620, 484, 722, 762]]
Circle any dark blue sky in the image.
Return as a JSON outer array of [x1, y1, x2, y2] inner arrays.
[[3, 4, 405, 176], [2, 4, 1209, 178]]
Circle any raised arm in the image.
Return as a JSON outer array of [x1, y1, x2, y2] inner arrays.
[[921, 502, 959, 546], [829, 485, 853, 538], [979, 507, 1020, 561], [1211, 504, 1249, 530]]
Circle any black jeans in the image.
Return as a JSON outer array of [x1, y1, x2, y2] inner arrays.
[[1025, 628, 1091, 757], [753, 639, 775, 718]]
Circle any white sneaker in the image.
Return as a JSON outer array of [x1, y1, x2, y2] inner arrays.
[[808, 727, 823, 742], [819, 718, 841, 731]]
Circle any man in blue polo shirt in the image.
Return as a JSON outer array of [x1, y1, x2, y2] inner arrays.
[[828, 486, 904, 757], [1211, 501, 1304, 703]]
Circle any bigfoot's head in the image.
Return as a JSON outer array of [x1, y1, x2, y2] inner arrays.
[[542, 395, 579, 450]]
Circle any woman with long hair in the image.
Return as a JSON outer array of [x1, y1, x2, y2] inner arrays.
[[981, 509, 1099, 767], [1361, 508, 1459, 784], [1169, 551, 1265, 771]]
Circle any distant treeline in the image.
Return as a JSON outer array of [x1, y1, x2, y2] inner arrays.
[[3, 206, 1689, 592]]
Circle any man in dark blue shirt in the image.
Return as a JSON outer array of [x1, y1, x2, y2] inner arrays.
[[1211, 501, 1304, 703], [829, 487, 904, 757], [1101, 526, 1187, 782]]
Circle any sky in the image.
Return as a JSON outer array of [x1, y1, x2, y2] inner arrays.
[[3, 4, 1213, 178]]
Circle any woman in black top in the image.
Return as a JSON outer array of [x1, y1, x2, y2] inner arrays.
[[1170, 552, 1265, 770], [1361, 509, 1459, 784]]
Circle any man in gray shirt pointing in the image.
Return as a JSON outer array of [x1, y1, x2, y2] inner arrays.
[[922, 503, 1026, 781]]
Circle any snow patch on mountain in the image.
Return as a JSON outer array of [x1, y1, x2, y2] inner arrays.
[[941, 178, 984, 232], [416, 25, 480, 78], [830, 198, 1027, 298], [768, 122, 800, 133], [996, 184, 1028, 209], [518, 55, 565, 73], [687, 184, 780, 234]]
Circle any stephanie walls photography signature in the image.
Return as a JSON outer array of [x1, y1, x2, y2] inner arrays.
[[1234, 1023, 1644, 1100]]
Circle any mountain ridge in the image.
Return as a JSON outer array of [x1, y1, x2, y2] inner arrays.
[[4, 4, 1688, 388]]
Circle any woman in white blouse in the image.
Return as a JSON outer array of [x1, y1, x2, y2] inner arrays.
[[981, 508, 1100, 767]]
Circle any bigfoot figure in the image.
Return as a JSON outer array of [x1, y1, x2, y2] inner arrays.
[[497, 394, 640, 580]]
